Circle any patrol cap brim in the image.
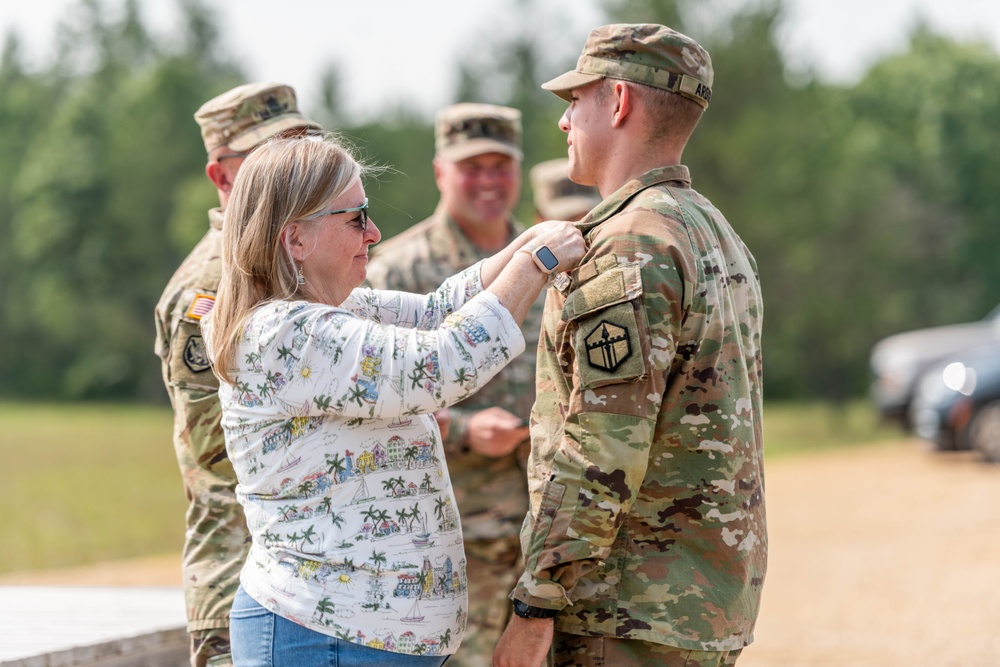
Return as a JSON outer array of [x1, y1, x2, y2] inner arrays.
[[227, 113, 321, 152], [437, 138, 523, 163], [541, 70, 604, 101]]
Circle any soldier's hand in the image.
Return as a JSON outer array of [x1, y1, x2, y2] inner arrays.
[[493, 615, 553, 667], [433, 408, 451, 443], [465, 407, 529, 458]]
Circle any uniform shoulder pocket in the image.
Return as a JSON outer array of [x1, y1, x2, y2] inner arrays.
[[563, 264, 647, 390]]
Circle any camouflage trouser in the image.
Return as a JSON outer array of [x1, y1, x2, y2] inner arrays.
[[447, 536, 522, 667], [190, 627, 233, 667], [552, 631, 743, 667]]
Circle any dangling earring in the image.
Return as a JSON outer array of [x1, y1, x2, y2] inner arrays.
[[296, 264, 306, 286]]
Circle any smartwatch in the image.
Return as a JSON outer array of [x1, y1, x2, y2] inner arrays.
[[525, 245, 560, 274], [512, 599, 559, 619]]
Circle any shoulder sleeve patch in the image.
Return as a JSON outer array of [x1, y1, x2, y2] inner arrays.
[[186, 294, 216, 320], [183, 335, 212, 373]]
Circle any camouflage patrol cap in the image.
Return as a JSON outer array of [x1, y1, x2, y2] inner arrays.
[[194, 82, 320, 153], [542, 23, 713, 109], [530, 158, 602, 221], [435, 103, 523, 162]]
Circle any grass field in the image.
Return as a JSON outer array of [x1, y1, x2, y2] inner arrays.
[[0, 399, 904, 575], [0, 402, 184, 575]]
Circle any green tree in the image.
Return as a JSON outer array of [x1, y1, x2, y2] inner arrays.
[[5, 0, 242, 400]]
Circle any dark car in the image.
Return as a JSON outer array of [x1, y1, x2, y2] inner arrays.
[[908, 342, 1000, 460], [870, 303, 1000, 427]]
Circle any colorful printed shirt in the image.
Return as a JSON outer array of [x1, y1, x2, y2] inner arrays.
[[211, 263, 524, 657], [513, 165, 767, 651], [366, 207, 541, 541]]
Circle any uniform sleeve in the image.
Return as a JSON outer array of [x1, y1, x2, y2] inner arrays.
[[233, 290, 525, 422], [155, 288, 230, 474], [156, 288, 219, 394], [513, 222, 690, 610]]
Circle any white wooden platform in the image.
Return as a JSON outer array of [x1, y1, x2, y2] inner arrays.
[[0, 586, 187, 666]]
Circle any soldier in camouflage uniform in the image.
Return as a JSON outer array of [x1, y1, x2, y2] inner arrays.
[[529, 158, 601, 223], [494, 25, 767, 667], [365, 104, 539, 667], [154, 82, 320, 667]]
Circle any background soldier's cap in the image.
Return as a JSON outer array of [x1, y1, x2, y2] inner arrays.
[[542, 23, 713, 109], [530, 158, 602, 221], [194, 82, 321, 153], [435, 103, 523, 162]]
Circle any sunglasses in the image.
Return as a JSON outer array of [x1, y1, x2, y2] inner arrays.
[[305, 198, 369, 232]]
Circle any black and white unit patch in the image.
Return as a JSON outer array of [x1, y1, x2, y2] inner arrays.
[[183, 335, 211, 373]]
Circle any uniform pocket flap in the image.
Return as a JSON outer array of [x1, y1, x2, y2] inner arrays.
[[563, 264, 643, 322]]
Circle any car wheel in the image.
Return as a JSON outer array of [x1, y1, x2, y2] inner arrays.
[[968, 400, 1000, 463]]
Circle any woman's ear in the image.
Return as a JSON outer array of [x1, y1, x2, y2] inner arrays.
[[280, 222, 308, 262]]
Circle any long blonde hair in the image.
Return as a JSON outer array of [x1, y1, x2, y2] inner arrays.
[[208, 134, 363, 383]]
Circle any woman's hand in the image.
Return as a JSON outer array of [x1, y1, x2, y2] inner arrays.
[[478, 222, 586, 325], [519, 220, 587, 276]]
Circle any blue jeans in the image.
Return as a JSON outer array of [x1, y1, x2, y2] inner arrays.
[[230, 585, 449, 666]]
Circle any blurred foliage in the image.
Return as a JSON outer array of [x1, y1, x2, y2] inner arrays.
[[0, 0, 999, 402]]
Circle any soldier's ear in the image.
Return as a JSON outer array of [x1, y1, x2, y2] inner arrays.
[[610, 81, 632, 128], [432, 158, 446, 191], [206, 160, 234, 194]]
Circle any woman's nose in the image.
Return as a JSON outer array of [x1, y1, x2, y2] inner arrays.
[[365, 218, 382, 244]]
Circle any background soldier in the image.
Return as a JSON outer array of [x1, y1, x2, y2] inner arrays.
[[529, 157, 601, 223], [495, 24, 768, 667], [365, 103, 539, 667], [154, 82, 320, 667]]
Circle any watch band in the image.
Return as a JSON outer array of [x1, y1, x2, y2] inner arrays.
[[512, 599, 559, 619]]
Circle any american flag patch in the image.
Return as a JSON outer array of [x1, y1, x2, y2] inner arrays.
[[186, 294, 216, 320]]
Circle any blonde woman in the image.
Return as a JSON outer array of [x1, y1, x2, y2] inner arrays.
[[203, 134, 584, 666]]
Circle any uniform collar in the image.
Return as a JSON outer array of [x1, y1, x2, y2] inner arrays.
[[209, 207, 224, 231], [576, 165, 691, 237]]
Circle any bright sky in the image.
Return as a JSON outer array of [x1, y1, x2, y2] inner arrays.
[[2, 0, 999, 119]]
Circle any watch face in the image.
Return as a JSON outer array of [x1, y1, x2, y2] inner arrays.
[[536, 246, 559, 271]]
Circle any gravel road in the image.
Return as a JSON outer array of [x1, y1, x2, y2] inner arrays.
[[4, 439, 998, 666]]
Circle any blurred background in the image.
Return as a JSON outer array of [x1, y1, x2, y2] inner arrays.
[[3, 0, 1000, 584], [3, 2, 1000, 662], [2, 0, 999, 405]]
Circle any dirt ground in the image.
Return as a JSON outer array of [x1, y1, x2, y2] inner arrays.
[[3, 439, 998, 666]]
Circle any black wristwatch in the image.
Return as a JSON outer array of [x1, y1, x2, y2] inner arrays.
[[512, 599, 559, 619]]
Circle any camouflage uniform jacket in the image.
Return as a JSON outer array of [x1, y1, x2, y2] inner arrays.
[[366, 207, 542, 541], [153, 208, 250, 632], [512, 165, 767, 651]]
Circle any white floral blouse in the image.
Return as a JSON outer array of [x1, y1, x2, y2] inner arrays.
[[213, 262, 524, 657]]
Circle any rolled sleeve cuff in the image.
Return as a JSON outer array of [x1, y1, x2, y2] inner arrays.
[[442, 406, 471, 455], [510, 570, 571, 611]]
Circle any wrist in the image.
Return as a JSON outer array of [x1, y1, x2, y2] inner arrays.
[[517, 244, 560, 275], [512, 599, 560, 619]]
